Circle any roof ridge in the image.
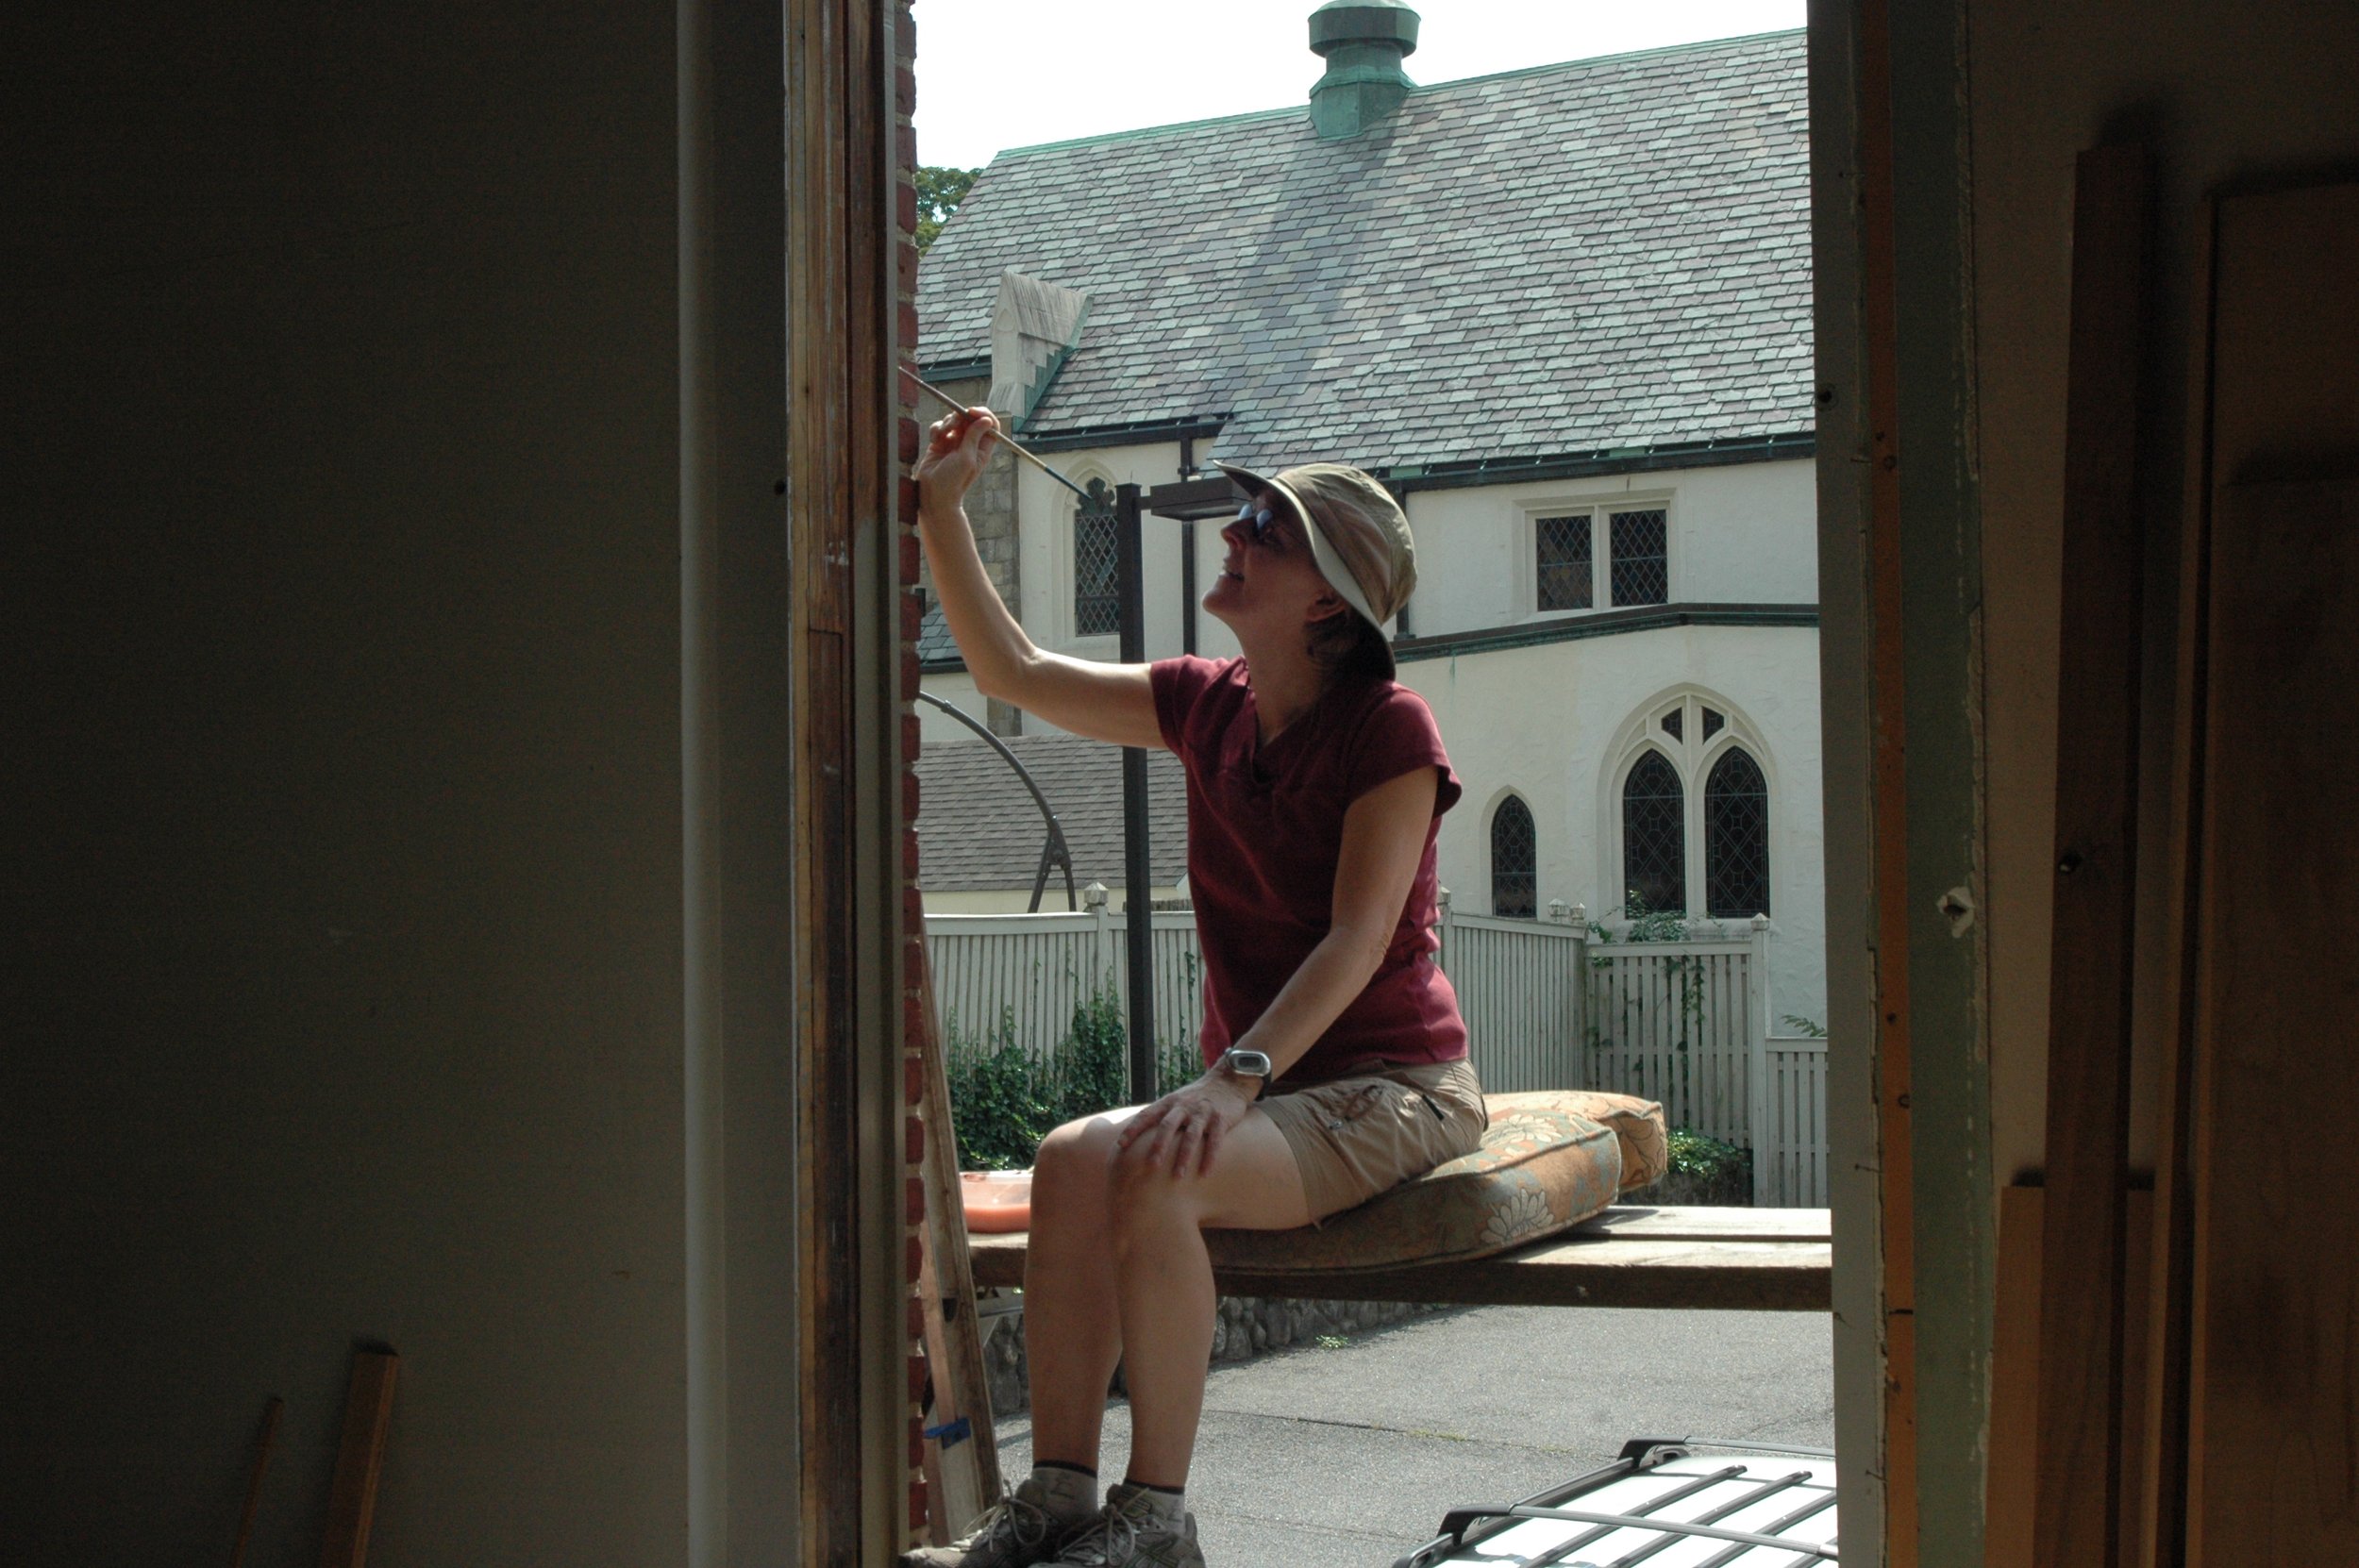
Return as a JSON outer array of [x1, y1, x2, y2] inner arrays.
[[988, 28, 1803, 161]]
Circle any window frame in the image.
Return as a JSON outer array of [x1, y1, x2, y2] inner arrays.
[[1520, 490, 1678, 621], [1488, 792, 1541, 918], [1598, 689, 1776, 929]]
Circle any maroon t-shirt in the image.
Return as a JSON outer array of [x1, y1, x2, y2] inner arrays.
[[1150, 655, 1468, 1086]]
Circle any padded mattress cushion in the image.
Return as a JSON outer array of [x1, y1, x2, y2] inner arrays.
[[1207, 1090, 1665, 1276]]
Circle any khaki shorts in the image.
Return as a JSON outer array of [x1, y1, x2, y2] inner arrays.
[[1259, 1058, 1488, 1222]]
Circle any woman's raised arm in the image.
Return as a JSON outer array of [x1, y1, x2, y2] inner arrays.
[[912, 407, 1163, 750]]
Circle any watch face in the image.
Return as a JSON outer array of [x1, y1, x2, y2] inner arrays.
[[1228, 1050, 1272, 1077]]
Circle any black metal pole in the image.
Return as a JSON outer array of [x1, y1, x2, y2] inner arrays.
[[1116, 482, 1157, 1104]]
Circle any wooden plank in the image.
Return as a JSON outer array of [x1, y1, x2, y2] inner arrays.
[[916, 943, 1000, 1536], [1574, 1206, 1831, 1243], [2183, 180, 2359, 1568], [1854, 0, 1918, 1556], [1989, 1186, 2046, 1568], [2130, 192, 2218, 1568], [318, 1351, 397, 1568], [228, 1395, 283, 1568], [2033, 141, 2150, 1568], [966, 1225, 1831, 1311]]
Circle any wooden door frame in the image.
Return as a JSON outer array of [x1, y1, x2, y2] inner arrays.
[[1812, 1, 1994, 1564], [778, 0, 917, 1559]]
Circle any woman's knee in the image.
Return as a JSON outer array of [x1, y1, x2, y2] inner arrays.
[[1033, 1115, 1121, 1203]]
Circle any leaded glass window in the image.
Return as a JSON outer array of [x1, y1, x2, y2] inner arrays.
[[1621, 750, 1685, 914], [1491, 795, 1538, 918], [1702, 707, 1725, 740], [1535, 514, 1593, 610], [1705, 747, 1771, 918], [1609, 508, 1669, 606], [1074, 478, 1119, 637], [1661, 707, 1682, 741]]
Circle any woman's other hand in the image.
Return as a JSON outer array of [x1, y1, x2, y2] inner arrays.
[[1114, 1072, 1257, 1179], [913, 405, 1001, 516]]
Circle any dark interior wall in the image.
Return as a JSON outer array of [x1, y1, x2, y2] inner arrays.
[[1966, 0, 2359, 1190], [8, 5, 705, 1560]]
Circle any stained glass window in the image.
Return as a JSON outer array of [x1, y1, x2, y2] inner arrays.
[[1702, 707, 1725, 740], [1535, 514, 1593, 610], [1705, 747, 1771, 918], [1491, 795, 1538, 918], [1610, 509, 1669, 606], [1621, 750, 1685, 915], [1661, 707, 1683, 741], [1074, 478, 1120, 636]]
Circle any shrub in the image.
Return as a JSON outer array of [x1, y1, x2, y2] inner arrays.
[[945, 981, 1208, 1170], [1665, 1127, 1750, 1185]]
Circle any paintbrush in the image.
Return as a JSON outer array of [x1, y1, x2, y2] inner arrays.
[[899, 366, 1094, 502]]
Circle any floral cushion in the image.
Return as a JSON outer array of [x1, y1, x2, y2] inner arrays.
[[1491, 1089, 1667, 1193], [1207, 1092, 1658, 1276]]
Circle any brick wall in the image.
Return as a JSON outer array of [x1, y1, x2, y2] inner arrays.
[[893, 0, 929, 1543]]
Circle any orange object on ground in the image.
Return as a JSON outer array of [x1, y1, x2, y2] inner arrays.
[[960, 1170, 1032, 1232]]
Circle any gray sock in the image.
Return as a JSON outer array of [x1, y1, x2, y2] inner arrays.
[[1113, 1481, 1188, 1532], [1027, 1464, 1098, 1524]]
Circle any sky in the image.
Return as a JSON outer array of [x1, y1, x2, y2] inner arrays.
[[910, 0, 1805, 171]]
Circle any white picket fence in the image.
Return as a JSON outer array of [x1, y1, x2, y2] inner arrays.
[[925, 898, 1829, 1206]]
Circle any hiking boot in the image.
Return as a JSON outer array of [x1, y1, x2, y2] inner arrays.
[[1048, 1482, 1204, 1567], [902, 1474, 1090, 1568]]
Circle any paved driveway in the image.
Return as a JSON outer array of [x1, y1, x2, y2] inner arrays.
[[992, 1303, 1835, 1567]]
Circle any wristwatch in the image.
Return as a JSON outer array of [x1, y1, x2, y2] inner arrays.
[[1215, 1048, 1273, 1098]]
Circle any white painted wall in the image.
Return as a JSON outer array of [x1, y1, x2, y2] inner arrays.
[[1397, 623, 1828, 1026], [1400, 459, 1818, 637]]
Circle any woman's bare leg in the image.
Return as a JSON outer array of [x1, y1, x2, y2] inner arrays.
[[1021, 1113, 1130, 1471], [1109, 1110, 1311, 1489]]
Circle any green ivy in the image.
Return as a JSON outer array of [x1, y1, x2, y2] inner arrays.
[[945, 981, 1208, 1171], [1666, 1126, 1750, 1184]]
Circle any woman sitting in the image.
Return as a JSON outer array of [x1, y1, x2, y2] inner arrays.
[[909, 408, 1484, 1568]]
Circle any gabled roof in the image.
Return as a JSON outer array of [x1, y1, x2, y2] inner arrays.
[[916, 732, 1187, 896], [917, 31, 1812, 473]]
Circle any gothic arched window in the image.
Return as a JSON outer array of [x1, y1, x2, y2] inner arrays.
[[1621, 750, 1686, 915], [1705, 747, 1771, 918], [1491, 795, 1538, 918], [1073, 478, 1119, 637]]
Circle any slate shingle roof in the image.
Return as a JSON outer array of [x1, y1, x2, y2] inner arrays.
[[916, 32, 1812, 472], [916, 732, 1187, 896]]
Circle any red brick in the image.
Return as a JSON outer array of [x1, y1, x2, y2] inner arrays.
[[898, 415, 921, 464], [901, 592, 923, 639], [912, 1482, 929, 1536], [906, 1114, 926, 1166], [897, 299, 921, 346], [905, 826, 924, 878], [900, 646, 921, 702], [896, 181, 918, 236], [907, 1173, 926, 1223], [898, 240, 920, 294], [897, 125, 916, 169], [908, 1297, 927, 1341], [903, 770, 921, 821], [903, 713, 923, 759], [906, 1055, 925, 1106], [911, 1417, 928, 1470], [909, 1352, 929, 1403], [904, 887, 927, 928], [901, 532, 922, 583], [895, 66, 916, 117], [905, 941, 927, 992], [908, 1234, 924, 1278]]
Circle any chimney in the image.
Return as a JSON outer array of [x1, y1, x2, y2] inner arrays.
[[1308, 1, 1420, 141]]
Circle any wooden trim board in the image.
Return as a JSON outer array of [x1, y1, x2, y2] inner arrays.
[[318, 1351, 397, 1568]]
